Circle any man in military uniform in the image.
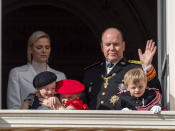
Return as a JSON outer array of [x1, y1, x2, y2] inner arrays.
[[83, 27, 161, 110]]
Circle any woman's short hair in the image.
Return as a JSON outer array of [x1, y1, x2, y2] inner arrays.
[[124, 68, 147, 86], [27, 31, 50, 63]]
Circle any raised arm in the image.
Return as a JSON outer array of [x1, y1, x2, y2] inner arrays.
[[138, 39, 157, 68]]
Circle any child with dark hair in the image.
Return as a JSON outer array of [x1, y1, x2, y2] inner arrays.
[[21, 71, 61, 109]]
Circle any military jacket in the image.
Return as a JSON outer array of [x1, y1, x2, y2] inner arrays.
[[83, 58, 161, 110], [114, 88, 161, 110]]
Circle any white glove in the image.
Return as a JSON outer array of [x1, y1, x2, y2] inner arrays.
[[122, 107, 131, 111], [150, 106, 161, 114]]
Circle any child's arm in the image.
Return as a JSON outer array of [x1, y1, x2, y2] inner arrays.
[[40, 96, 62, 110], [21, 93, 35, 109], [21, 101, 29, 109]]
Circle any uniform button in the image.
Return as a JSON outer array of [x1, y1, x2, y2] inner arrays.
[[102, 92, 106, 95], [100, 101, 104, 104]]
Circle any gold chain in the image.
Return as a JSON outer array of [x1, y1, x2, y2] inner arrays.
[[102, 73, 116, 88]]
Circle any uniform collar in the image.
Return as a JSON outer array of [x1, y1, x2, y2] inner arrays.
[[118, 57, 128, 65], [106, 61, 118, 68], [105, 57, 128, 67]]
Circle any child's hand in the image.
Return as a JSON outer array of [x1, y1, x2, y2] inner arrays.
[[122, 107, 131, 111], [39, 98, 47, 105], [47, 97, 59, 109], [150, 105, 161, 114], [66, 106, 76, 110], [40, 97, 61, 109]]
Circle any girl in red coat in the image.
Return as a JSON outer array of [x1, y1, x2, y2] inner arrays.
[[55, 79, 88, 110]]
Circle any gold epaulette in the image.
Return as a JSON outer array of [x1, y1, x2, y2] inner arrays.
[[84, 61, 101, 70], [128, 60, 142, 65]]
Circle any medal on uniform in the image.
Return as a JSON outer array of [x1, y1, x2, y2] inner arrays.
[[110, 95, 119, 105], [102, 73, 116, 89]]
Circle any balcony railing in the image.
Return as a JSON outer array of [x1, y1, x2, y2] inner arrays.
[[0, 110, 175, 131]]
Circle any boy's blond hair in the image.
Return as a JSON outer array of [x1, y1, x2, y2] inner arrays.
[[124, 68, 147, 86]]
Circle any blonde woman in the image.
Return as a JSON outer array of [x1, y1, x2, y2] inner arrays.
[[7, 31, 66, 109]]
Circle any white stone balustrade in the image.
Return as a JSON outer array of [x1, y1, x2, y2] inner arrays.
[[0, 110, 175, 130]]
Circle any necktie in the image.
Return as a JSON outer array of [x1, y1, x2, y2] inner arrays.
[[107, 63, 114, 74], [107, 63, 114, 68]]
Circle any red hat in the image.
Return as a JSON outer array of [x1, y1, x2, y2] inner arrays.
[[56, 79, 85, 94]]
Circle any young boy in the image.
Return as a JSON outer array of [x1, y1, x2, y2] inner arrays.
[[21, 71, 61, 109], [114, 68, 162, 113], [55, 79, 88, 110]]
